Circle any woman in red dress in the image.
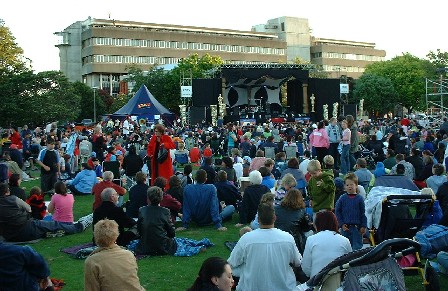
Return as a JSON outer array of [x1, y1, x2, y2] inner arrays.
[[147, 124, 176, 185]]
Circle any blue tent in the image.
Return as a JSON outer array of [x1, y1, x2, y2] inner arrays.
[[113, 85, 172, 120]]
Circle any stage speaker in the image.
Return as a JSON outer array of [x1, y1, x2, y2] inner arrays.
[[192, 79, 221, 106], [342, 104, 357, 117], [189, 106, 211, 125]]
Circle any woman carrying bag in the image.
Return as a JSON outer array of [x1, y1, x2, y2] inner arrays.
[[147, 124, 176, 186]]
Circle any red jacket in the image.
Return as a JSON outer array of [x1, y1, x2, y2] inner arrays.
[[147, 134, 176, 185]]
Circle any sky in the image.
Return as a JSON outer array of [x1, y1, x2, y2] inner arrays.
[[2, 0, 446, 73]]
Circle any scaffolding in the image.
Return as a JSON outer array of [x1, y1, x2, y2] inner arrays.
[[180, 71, 193, 126]]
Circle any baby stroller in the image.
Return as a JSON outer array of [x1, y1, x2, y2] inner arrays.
[[358, 144, 376, 170], [299, 238, 421, 290], [365, 185, 440, 290]]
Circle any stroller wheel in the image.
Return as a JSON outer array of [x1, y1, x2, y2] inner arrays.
[[425, 264, 440, 291]]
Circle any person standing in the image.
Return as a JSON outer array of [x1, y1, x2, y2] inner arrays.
[[346, 115, 359, 171], [327, 117, 341, 169], [340, 119, 351, 175], [309, 121, 330, 164], [147, 124, 176, 185], [335, 173, 367, 250], [36, 138, 60, 193]]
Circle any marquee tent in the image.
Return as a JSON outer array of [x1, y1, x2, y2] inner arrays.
[[113, 85, 172, 120]]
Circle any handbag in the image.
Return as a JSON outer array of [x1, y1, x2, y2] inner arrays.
[[157, 144, 169, 163]]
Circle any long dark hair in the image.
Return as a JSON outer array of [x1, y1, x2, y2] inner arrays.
[[187, 257, 228, 291]]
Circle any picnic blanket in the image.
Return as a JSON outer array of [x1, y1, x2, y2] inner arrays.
[[365, 186, 421, 229], [127, 237, 214, 257], [60, 242, 147, 260]]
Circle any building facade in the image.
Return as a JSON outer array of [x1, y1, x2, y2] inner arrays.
[[55, 16, 385, 95], [55, 17, 287, 96]]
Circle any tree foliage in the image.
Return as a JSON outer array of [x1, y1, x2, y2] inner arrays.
[[292, 57, 329, 78], [0, 71, 81, 127], [125, 53, 224, 113], [362, 53, 434, 111], [0, 19, 27, 74], [427, 49, 448, 71], [353, 74, 398, 116]]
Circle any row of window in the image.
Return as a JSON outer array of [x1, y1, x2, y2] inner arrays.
[[84, 37, 285, 55], [322, 65, 365, 73], [83, 55, 270, 66], [311, 52, 384, 62]]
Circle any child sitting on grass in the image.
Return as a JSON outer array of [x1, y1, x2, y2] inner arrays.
[[26, 186, 47, 220], [335, 173, 367, 250]]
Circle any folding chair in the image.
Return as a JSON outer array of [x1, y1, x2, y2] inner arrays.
[[264, 147, 276, 159], [284, 145, 297, 160]]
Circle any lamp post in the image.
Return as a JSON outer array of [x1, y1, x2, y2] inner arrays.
[[92, 87, 98, 123]]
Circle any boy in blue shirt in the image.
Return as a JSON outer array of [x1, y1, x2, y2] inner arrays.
[[335, 173, 367, 250]]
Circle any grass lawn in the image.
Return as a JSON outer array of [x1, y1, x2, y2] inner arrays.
[[18, 174, 447, 291]]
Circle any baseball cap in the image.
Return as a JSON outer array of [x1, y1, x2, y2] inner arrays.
[[9, 144, 18, 150]]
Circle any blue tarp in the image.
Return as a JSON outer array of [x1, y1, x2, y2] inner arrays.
[[113, 85, 172, 119]]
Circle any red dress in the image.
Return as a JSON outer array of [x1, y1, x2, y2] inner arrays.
[[147, 134, 176, 185]]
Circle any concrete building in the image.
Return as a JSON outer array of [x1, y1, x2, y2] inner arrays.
[[310, 37, 386, 79], [55, 16, 385, 95], [55, 17, 287, 96]]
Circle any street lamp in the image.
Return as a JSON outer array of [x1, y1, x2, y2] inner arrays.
[[92, 86, 98, 123]]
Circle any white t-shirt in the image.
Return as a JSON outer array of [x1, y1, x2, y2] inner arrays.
[[299, 158, 311, 175], [301, 230, 352, 278], [228, 228, 301, 291]]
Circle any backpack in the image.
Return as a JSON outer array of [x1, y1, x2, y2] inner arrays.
[[415, 224, 448, 259], [79, 142, 90, 156]]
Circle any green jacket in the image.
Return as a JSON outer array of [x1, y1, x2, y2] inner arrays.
[[308, 170, 335, 212], [350, 125, 359, 153]]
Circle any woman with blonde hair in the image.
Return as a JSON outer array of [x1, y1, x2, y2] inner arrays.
[[275, 173, 297, 203], [85, 219, 145, 291]]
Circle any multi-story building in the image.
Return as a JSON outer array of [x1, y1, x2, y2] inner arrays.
[[54, 17, 287, 96], [310, 37, 386, 79], [251, 17, 386, 79], [55, 16, 385, 95]]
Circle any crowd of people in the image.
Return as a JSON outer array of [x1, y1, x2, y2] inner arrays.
[[1, 113, 448, 290]]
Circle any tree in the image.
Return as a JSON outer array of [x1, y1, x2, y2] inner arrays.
[[125, 53, 224, 113], [353, 74, 398, 116], [364, 53, 434, 111], [292, 57, 329, 78], [0, 19, 27, 74], [72, 82, 106, 121], [426, 49, 448, 71]]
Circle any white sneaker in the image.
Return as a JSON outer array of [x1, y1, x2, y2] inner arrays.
[[77, 213, 93, 231]]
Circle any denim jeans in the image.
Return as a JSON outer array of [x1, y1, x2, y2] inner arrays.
[[341, 225, 363, 250], [14, 220, 83, 242], [220, 205, 235, 221], [340, 144, 350, 174]]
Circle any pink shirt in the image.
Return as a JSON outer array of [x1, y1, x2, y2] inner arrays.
[[309, 128, 330, 148], [50, 193, 75, 223]]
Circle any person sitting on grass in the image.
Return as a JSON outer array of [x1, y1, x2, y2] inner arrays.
[[153, 176, 182, 224], [84, 219, 145, 291], [0, 183, 91, 242], [92, 187, 137, 247], [66, 162, 98, 195], [187, 257, 234, 291], [135, 186, 213, 257], [177, 169, 232, 232], [0, 242, 54, 291], [214, 170, 242, 212], [92, 171, 126, 210], [126, 171, 149, 219], [26, 186, 47, 220], [8, 173, 26, 201], [48, 181, 75, 223]]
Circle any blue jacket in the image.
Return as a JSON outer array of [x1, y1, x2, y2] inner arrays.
[[182, 183, 222, 229], [69, 169, 98, 194], [0, 243, 50, 290]]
